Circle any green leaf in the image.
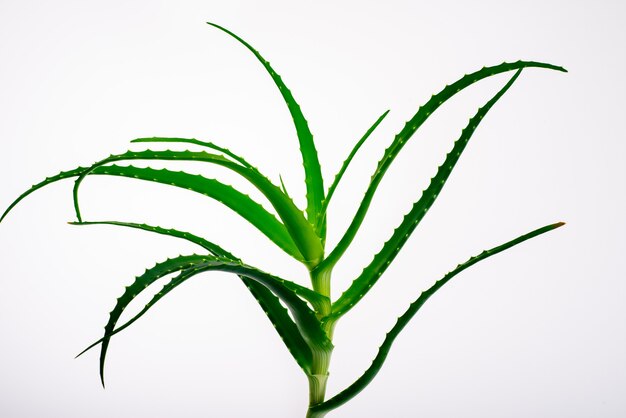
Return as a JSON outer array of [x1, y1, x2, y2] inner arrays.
[[132, 137, 255, 169], [241, 277, 314, 372], [318, 110, 390, 230], [330, 69, 523, 319], [76, 255, 203, 386], [77, 254, 331, 384], [206, 22, 325, 231], [71, 220, 314, 373], [0, 167, 87, 223], [177, 258, 332, 355], [74, 150, 324, 267], [70, 220, 236, 258], [311, 222, 565, 415], [320, 61, 567, 271], [85, 164, 304, 261]]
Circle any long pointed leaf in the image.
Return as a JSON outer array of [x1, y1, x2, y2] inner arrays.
[[167, 258, 333, 352], [132, 137, 256, 169], [330, 69, 523, 319], [311, 221, 565, 415], [206, 22, 325, 230], [71, 220, 314, 373], [241, 277, 314, 372], [0, 167, 87, 223], [78, 255, 203, 386], [74, 150, 323, 267], [85, 164, 303, 261], [320, 61, 566, 271], [70, 220, 236, 258], [318, 110, 390, 230], [78, 255, 331, 384]]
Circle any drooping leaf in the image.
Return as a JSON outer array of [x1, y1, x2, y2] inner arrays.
[[173, 258, 332, 356], [330, 69, 523, 319], [0, 164, 322, 373], [320, 61, 567, 270], [241, 277, 314, 372], [74, 150, 323, 267], [71, 220, 314, 373], [317, 110, 390, 232], [70, 220, 236, 258], [76, 255, 203, 386], [132, 137, 255, 169], [0, 167, 87, 223], [77, 254, 331, 384], [311, 222, 565, 415], [84, 164, 304, 261], [206, 22, 325, 231]]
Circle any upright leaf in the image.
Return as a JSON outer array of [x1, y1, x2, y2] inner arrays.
[[206, 22, 325, 230], [318, 110, 390, 230], [320, 61, 566, 270], [331, 69, 523, 319], [311, 222, 565, 415]]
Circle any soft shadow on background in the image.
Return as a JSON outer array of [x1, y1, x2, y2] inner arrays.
[[1, 1, 624, 417]]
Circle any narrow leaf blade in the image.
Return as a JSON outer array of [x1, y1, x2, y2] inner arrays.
[[242, 277, 314, 372], [78, 255, 204, 386], [331, 70, 524, 318], [70, 220, 236, 259], [322, 61, 566, 270], [132, 137, 255, 169], [72, 221, 314, 373], [0, 167, 87, 223], [206, 22, 325, 229], [312, 222, 565, 414], [87, 164, 303, 261], [80, 255, 331, 384], [318, 110, 390, 231], [74, 150, 322, 266]]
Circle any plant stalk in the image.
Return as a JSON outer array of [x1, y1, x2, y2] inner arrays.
[[307, 266, 335, 416]]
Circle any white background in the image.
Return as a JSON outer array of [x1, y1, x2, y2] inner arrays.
[[1, 1, 624, 417]]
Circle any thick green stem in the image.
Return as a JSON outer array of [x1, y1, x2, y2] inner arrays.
[[307, 374, 329, 407], [306, 397, 329, 418], [311, 267, 332, 303], [306, 266, 334, 415]]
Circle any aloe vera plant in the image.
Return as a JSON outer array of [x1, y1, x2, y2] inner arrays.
[[1, 22, 566, 417]]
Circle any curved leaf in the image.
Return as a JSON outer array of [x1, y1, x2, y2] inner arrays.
[[330, 69, 523, 319], [320, 61, 567, 271], [74, 150, 323, 267], [0, 167, 87, 223], [76, 255, 203, 386], [206, 22, 325, 231], [311, 222, 565, 414], [78, 254, 331, 384], [71, 220, 314, 373], [132, 137, 255, 169], [241, 277, 314, 372], [317, 110, 390, 231], [70, 220, 236, 258], [85, 164, 303, 261]]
